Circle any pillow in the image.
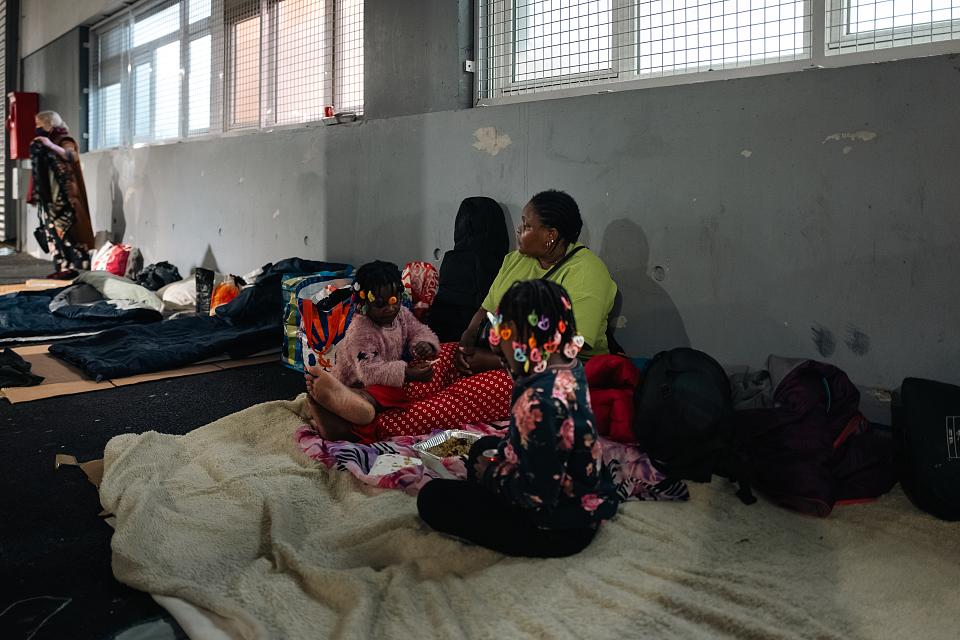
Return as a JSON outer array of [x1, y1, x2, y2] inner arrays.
[[91, 241, 134, 277]]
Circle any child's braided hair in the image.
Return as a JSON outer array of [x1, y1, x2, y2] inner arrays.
[[493, 279, 579, 373]]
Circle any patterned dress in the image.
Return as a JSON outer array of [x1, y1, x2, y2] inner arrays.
[[477, 362, 619, 529]]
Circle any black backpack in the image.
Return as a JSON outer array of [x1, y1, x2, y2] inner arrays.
[[633, 347, 754, 503], [894, 378, 960, 520]]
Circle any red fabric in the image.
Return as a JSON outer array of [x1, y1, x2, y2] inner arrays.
[[585, 355, 641, 443], [352, 342, 513, 443], [364, 384, 411, 410]]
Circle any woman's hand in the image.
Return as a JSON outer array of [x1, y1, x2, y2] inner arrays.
[[411, 341, 436, 360], [405, 361, 433, 382], [454, 342, 474, 376], [33, 136, 51, 148]]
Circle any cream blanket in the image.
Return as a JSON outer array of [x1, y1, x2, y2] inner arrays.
[[100, 396, 959, 640]]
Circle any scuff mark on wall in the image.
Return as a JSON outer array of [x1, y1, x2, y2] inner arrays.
[[845, 327, 871, 356], [811, 324, 836, 357], [842, 146, 853, 155], [472, 127, 512, 156], [822, 130, 878, 144], [740, 149, 752, 158]]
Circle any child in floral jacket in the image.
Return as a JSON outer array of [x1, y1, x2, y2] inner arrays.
[[417, 279, 619, 557]]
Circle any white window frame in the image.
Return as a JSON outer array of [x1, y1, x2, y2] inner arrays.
[[477, 0, 960, 106], [826, 0, 960, 52], [91, 0, 360, 150]]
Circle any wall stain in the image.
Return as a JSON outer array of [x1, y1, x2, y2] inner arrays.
[[845, 327, 871, 356], [811, 325, 836, 358]]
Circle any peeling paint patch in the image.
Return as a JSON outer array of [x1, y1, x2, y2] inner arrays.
[[740, 149, 752, 158], [473, 127, 512, 156], [614, 315, 628, 329], [842, 146, 853, 155], [822, 130, 878, 144], [272, 209, 281, 219]]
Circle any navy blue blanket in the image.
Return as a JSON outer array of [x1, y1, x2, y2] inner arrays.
[[49, 258, 350, 379], [0, 288, 161, 341]]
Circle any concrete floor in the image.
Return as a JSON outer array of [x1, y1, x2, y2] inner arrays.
[[0, 247, 52, 283]]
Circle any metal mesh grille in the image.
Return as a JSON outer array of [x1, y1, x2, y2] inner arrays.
[[827, 0, 960, 52], [479, 0, 959, 99], [92, 0, 364, 149]]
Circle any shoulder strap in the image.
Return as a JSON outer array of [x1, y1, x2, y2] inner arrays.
[[541, 245, 587, 281]]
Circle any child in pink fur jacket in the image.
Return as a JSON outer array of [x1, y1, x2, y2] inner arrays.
[[305, 260, 440, 441]]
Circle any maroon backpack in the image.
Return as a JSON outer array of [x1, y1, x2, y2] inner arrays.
[[734, 361, 896, 516]]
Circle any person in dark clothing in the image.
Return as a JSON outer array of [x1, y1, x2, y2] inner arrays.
[[418, 279, 619, 557], [428, 197, 510, 342]]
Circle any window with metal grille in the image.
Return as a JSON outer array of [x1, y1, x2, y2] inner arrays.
[[91, 0, 363, 150], [478, 0, 959, 101]]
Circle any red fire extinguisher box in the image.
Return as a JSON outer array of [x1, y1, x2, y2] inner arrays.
[[7, 92, 39, 160]]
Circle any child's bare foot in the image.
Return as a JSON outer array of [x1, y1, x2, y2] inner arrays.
[[304, 367, 376, 425], [305, 395, 361, 442]]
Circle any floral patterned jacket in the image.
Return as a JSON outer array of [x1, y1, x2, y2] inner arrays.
[[478, 362, 620, 529]]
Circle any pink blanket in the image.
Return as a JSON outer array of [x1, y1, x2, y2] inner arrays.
[[295, 424, 690, 501]]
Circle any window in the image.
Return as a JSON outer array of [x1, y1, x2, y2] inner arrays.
[[91, 0, 364, 149], [827, 0, 960, 52], [478, 0, 959, 100]]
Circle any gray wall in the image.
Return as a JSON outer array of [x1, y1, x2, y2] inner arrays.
[[77, 54, 960, 389], [21, 27, 89, 150], [17, 0, 960, 390]]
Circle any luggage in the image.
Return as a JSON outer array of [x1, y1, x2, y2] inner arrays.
[[735, 360, 896, 516], [281, 268, 354, 371], [633, 348, 738, 485], [894, 378, 960, 520]]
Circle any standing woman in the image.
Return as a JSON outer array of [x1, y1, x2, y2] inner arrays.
[[28, 110, 95, 277]]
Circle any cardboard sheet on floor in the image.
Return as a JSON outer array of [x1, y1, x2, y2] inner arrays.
[[0, 278, 71, 295], [1, 345, 279, 403]]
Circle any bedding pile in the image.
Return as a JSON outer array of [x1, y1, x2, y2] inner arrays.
[[100, 395, 959, 640]]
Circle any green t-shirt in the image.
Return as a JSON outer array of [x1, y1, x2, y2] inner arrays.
[[482, 243, 618, 358]]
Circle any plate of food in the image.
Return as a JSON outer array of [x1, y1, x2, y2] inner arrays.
[[412, 430, 482, 479]]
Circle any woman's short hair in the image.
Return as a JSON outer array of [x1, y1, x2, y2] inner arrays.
[[529, 189, 583, 244], [36, 111, 66, 131]]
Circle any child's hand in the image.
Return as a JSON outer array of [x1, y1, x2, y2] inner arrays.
[[454, 344, 474, 375], [411, 341, 436, 360], [405, 361, 433, 382]]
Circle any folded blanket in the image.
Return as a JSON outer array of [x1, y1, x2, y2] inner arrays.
[[100, 394, 960, 640], [296, 424, 690, 502]]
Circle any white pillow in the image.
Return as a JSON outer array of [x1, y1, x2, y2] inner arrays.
[[158, 277, 198, 308]]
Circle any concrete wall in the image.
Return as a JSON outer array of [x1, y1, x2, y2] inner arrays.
[[21, 27, 89, 150], [17, 0, 960, 390], [19, 0, 126, 57]]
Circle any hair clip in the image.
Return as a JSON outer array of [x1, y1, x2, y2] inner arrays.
[[527, 313, 539, 327], [563, 334, 586, 359], [524, 360, 531, 373], [387, 295, 398, 305], [486, 311, 502, 328], [537, 316, 550, 331], [367, 291, 376, 302], [527, 336, 537, 349], [561, 296, 572, 311], [488, 327, 501, 346], [529, 347, 542, 363], [558, 320, 567, 334], [513, 346, 528, 363], [499, 327, 512, 341], [533, 360, 548, 373], [353, 282, 361, 291]]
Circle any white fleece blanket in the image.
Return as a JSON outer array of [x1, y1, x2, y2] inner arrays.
[[100, 396, 960, 640]]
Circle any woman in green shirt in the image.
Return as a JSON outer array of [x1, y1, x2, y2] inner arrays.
[[455, 190, 618, 376]]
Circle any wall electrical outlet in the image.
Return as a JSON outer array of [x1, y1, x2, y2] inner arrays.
[[464, 60, 475, 73]]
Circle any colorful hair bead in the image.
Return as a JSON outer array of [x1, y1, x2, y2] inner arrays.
[[537, 315, 550, 331], [561, 296, 572, 311], [527, 313, 539, 327], [367, 291, 376, 302], [488, 327, 501, 346], [499, 327, 512, 341], [353, 282, 361, 291], [529, 347, 542, 363], [533, 360, 548, 373], [486, 311, 502, 328], [524, 360, 531, 373], [528, 336, 537, 349], [513, 346, 528, 363], [563, 334, 586, 359], [387, 295, 398, 305], [558, 320, 567, 334]]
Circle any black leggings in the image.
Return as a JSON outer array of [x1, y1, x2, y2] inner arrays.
[[417, 479, 597, 558]]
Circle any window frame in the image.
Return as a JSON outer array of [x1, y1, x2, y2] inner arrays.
[[826, 0, 960, 52]]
